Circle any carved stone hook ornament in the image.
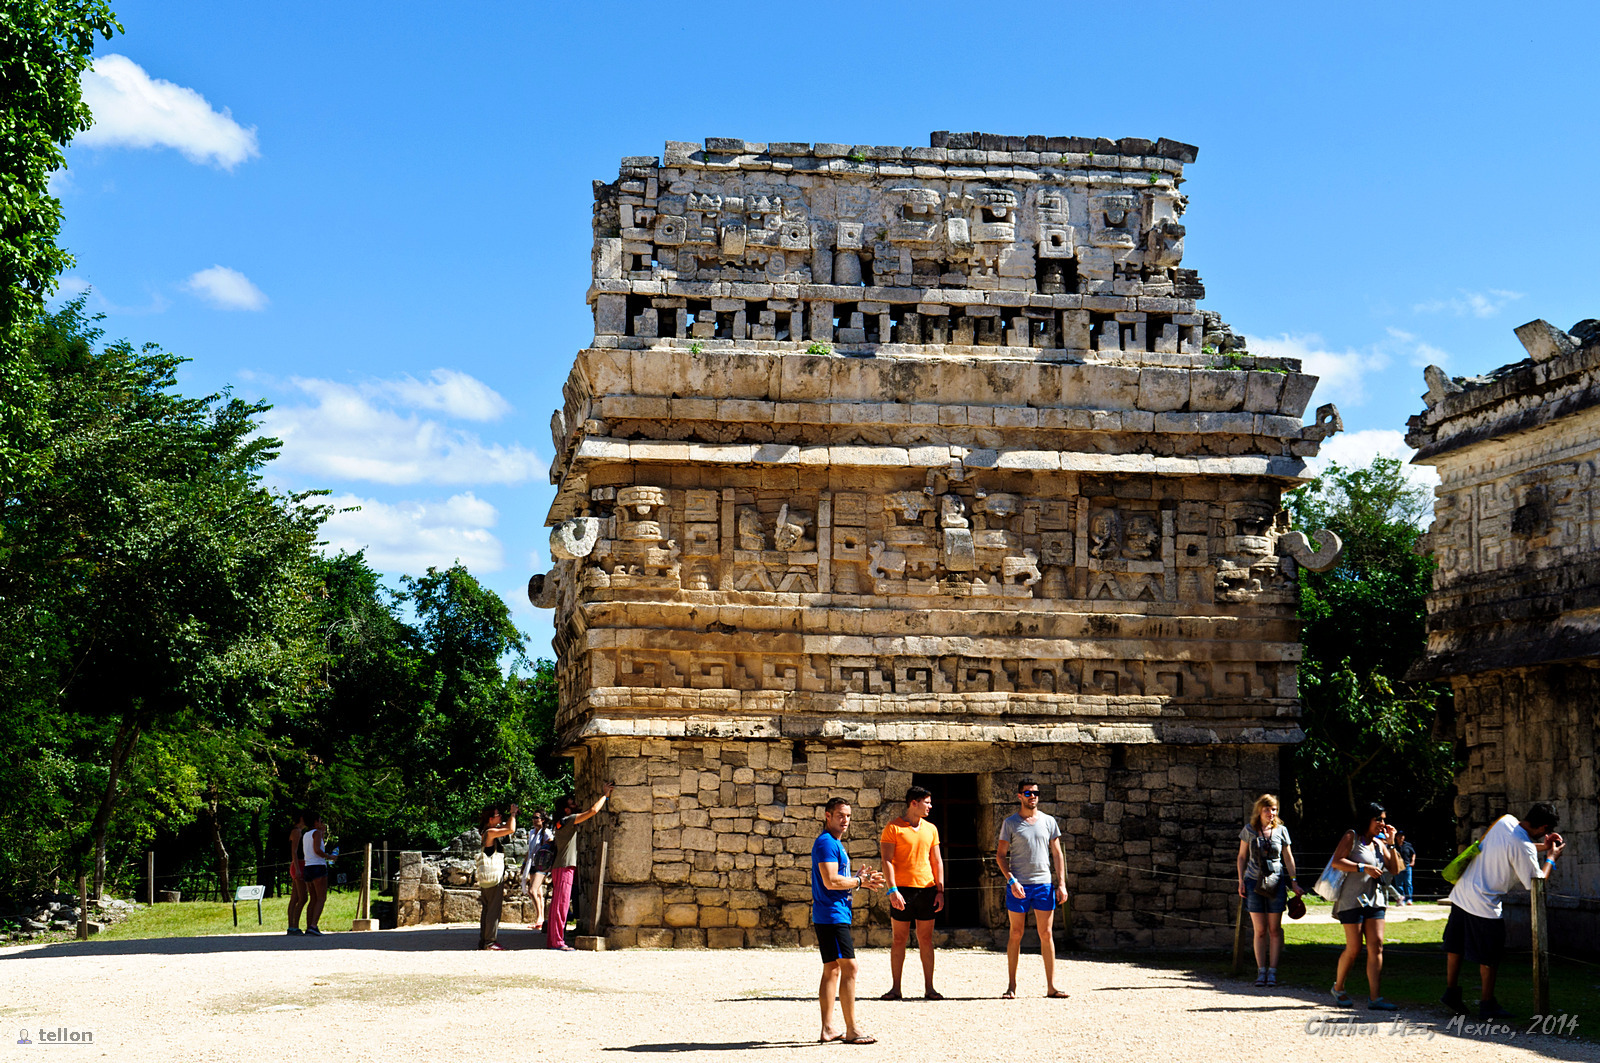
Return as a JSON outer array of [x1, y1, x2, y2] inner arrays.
[[550, 517, 602, 560], [1277, 529, 1344, 572]]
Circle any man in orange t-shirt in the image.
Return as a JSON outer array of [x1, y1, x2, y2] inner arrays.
[[879, 785, 944, 1000]]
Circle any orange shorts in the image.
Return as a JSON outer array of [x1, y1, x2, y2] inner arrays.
[[290, 861, 305, 884]]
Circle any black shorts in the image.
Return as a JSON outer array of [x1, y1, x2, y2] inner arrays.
[[302, 865, 328, 882], [815, 923, 855, 964], [889, 885, 939, 922], [1443, 905, 1506, 967]]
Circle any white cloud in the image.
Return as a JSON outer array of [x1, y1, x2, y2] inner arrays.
[[1412, 288, 1524, 318], [77, 54, 259, 169], [1385, 327, 1452, 368], [318, 492, 504, 574], [261, 374, 545, 486], [377, 369, 511, 421], [184, 265, 267, 311], [1247, 333, 1390, 406], [1303, 428, 1438, 494], [1247, 329, 1455, 405]]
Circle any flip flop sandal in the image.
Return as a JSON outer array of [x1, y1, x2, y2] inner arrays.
[[842, 1035, 877, 1045], [1046, 990, 1070, 999]]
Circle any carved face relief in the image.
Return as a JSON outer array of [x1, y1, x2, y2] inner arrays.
[[1122, 516, 1158, 560], [940, 494, 969, 529], [1089, 510, 1122, 559]]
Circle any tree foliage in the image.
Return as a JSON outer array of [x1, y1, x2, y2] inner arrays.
[[0, 0, 119, 340], [1286, 457, 1460, 851]]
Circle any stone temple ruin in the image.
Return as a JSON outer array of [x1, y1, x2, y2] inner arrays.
[[1410, 318, 1600, 953], [520, 132, 1346, 949]]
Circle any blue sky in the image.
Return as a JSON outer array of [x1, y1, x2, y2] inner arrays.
[[51, 1, 1600, 657]]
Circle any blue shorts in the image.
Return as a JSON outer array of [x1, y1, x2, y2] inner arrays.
[[1006, 881, 1057, 913], [1336, 904, 1385, 924], [1245, 877, 1287, 915]]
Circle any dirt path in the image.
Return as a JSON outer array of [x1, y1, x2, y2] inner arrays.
[[3, 925, 1593, 1062]]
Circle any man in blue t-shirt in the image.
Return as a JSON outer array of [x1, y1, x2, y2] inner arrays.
[[811, 797, 884, 1044]]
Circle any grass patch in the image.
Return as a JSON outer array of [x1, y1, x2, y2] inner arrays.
[[94, 891, 364, 941]]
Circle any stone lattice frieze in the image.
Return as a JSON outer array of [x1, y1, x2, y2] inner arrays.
[[591, 133, 1231, 357]]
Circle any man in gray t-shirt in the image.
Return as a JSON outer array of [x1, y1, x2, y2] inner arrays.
[[995, 779, 1069, 1000]]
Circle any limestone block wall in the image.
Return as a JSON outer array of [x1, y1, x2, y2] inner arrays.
[[1449, 666, 1600, 954], [570, 737, 1273, 950], [1410, 317, 1600, 955]]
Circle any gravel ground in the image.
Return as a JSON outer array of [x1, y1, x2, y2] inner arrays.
[[2, 924, 1595, 1062]]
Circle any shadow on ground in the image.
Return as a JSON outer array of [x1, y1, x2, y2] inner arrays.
[[0, 926, 556, 960]]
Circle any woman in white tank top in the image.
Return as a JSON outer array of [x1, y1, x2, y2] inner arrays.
[[300, 813, 336, 935]]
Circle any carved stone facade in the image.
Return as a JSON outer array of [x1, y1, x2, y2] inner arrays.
[[1409, 317, 1600, 953], [533, 133, 1343, 949]]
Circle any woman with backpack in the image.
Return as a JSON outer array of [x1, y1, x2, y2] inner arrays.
[[476, 802, 517, 951], [1235, 794, 1303, 987], [1329, 801, 1405, 1010], [520, 810, 555, 932]]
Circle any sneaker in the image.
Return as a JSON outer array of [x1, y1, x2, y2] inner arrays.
[[1440, 988, 1468, 1016], [1331, 987, 1353, 1006], [1265, 969, 1278, 988], [286, 928, 303, 936], [1479, 999, 1514, 1021], [305, 927, 324, 937], [1368, 998, 1398, 1011], [1254, 969, 1267, 987]]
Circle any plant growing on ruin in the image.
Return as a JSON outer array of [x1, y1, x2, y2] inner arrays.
[[690, 342, 704, 354], [1147, 171, 1160, 184], [805, 342, 833, 356], [847, 150, 867, 163]]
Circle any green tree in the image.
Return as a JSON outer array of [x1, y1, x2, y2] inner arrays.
[[0, 301, 328, 897], [1286, 457, 1459, 845], [0, 1, 119, 339]]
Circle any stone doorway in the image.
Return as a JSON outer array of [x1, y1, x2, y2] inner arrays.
[[912, 772, 984, 928]]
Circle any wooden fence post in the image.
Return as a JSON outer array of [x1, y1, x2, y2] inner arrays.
[[1531, 875, 1550, 1015], [77, 874, 88, 941], [352, 843, 375, 931], [146, 851, 155, 905]]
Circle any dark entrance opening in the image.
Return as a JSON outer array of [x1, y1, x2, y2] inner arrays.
[[911, 772, 982, 928]]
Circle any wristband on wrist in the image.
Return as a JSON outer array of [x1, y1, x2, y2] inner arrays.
[[885, 885, 898, 895], [1007, 876, 1018, 886]]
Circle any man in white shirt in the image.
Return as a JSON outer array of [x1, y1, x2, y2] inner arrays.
[[1441, 803, 1564, 1020]]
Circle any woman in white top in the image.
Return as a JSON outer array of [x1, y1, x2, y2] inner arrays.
[[520, 810, 555, 932], [301, 812, 337, 936], [1329, 801, 1404, 1009]]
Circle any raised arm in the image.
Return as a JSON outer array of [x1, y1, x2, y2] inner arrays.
[[570, 783, 615, 826]]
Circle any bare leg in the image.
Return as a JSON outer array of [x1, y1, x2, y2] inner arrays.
[[1445, 950, 1462, 988], [838, 957, 865, 1040], [1004, 909, 1025, 997], [1266, 912, 1284, 968], [306, 879, 328, 930], [1364, 919, 1385, 999], [1250, 911, 1270, 968], [286, 879, 307, 930], [1334, 921, 1362, 992], [915, 919, 939, 997], [1480, 963, 1497, 1002], [1035, 909, 1066, 997], [529, 873, 547, 929], [819, 961, 842, 1042], [883, 919, 909, 998]]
